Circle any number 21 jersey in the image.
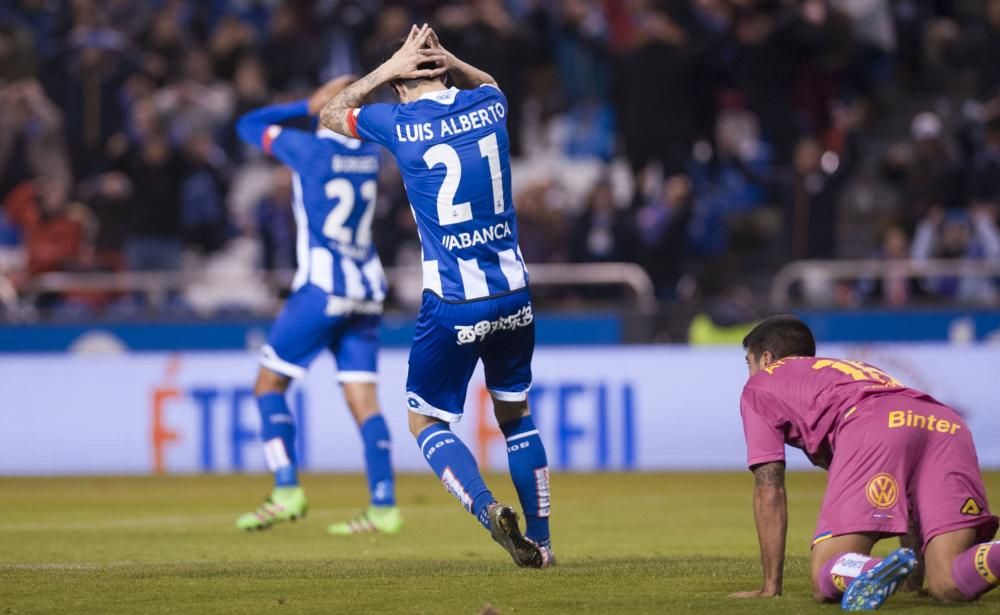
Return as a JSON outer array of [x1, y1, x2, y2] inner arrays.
[[352, 85, 528, 302]]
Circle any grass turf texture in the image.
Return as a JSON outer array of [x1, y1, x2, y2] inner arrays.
[[2, 472, 998, 614]]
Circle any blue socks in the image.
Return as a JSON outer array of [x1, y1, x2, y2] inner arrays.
[[260, 393, 397, 502], [417, 424, 495, 529], [359, 415, 396, 507], [257, 393, 298, 487], [500, 415, 551, 546]]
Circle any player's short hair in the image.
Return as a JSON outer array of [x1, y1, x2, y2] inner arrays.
[[742, 315, 816, 359]]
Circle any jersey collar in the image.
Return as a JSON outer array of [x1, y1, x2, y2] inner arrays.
[[417, 87, 460, 105]]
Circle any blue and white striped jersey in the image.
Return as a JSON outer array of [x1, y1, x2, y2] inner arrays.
[[352, 85, 528, 302], [237, 101, 387, 307]]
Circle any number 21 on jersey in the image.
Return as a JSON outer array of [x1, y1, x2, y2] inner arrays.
[[422, 132, 504, 226]]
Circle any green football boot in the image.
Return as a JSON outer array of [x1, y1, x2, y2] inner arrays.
[[327, 505, 403, 535], [236, 487, 308, 531]]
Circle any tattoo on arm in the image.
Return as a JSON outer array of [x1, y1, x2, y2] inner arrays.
[[319, 69, 387, 136], [751, 460, 787, 595], [753, 462, 785, 488]]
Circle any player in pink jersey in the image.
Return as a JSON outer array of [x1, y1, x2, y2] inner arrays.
[[733, 315, 999, 611]]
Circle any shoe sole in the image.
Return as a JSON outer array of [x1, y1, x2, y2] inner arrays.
[[842, 548, 917, 611], [489, 506, 543, 569]]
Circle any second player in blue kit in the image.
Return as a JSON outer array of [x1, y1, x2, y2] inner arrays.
[[234, 77, 401, 536], [321, 24, 554, 568]]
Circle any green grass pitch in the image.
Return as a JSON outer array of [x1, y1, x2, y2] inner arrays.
[[2, 472, 998, 614]]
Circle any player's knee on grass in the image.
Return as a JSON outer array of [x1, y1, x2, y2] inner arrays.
[[925, 575, 967, 602], [255, 368, 291, 397], [342, 382, 379, 426], [924, 527, 982, 602], [810, 580, 831, 604], [809, 570, 842, 604]]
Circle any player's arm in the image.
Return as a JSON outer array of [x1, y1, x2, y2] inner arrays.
[[733, 391, 788, 599], [235, 100, 310, 151], [319, 24, 446, 138], [428, 30, 497, 88], [236, 77, 356, 171], [749, 461, 787, 597], [235, 100, 321, 172]]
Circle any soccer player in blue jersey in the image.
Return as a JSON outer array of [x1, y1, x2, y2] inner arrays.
[[320, 25, 553, 568], [234, 77, 402, 535]]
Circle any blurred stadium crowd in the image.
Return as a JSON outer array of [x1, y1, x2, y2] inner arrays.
[[0, 0, 999, 320]]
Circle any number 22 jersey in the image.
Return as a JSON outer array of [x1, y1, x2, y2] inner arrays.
[[351, 85, 528, 302]]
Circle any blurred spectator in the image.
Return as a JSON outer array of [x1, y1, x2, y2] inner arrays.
[[154, 48, 234, 142], [0, 21, 37, 86], [0, 79, 72, 205], [724, 1, 837, 164], [615, 3, 701, 178], [553, 0, 612, 104], [934, 0, 1000, 101], [857, 225, 916, 306], [360, 4, 411, 73], [262, 4, 320, 91], [209, 15, 256, 81], [551, 0, 615, 159], [46, 5, 133, 177], [255, 166, 296, 272], [636, 174, 694, 297], [966, 106, 1000, 203], [690, 109, 771, 215], [78, 171, 132, 271], [881, 111, 965, 231], [568, 179, 635, 263], [225, 55, 269, 157], [829, 0, 896, 93], [783, 104, 862, 259], [3, 181, 84, 277], [114, 132, 184, 271], [912, 206, 1000, 303], [516, 179, 568, 263], [180, 133, 230, 254], [781, 138, 829, 259]]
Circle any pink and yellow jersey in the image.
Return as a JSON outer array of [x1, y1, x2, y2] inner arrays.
[[740, 356, 936, 469]]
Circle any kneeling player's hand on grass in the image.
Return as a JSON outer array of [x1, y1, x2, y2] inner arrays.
[[729, 589, 780, 599]]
